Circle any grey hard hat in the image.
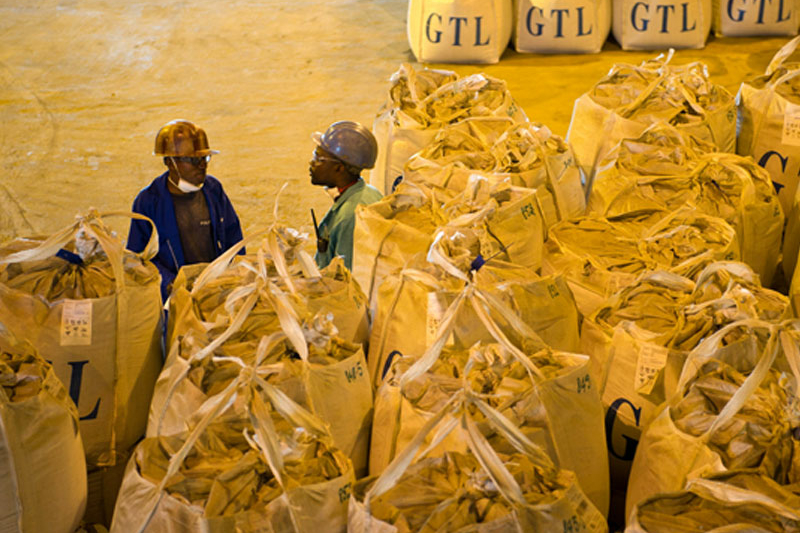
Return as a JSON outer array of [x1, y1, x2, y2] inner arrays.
[[311, 120, 378, 170]]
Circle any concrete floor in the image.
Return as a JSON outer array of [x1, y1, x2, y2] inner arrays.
[[0, 0, 795, 242]]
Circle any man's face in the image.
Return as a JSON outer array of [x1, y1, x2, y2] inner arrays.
[[309, 147, 341, 187], [169, 155, 208, 185]]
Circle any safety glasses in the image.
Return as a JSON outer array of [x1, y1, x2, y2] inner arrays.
[[173, 155, 211, 166]]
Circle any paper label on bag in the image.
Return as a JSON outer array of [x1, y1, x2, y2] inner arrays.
[[635, 342, 668, 394], [427, 292, 454, 348], [783, 103, 800, 147], [61, 299, 92, 346]]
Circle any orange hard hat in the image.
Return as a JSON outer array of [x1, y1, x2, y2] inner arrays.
[[153, 120, 219, 157]]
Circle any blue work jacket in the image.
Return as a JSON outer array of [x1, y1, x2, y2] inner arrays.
[[127, 171, 244, 301]]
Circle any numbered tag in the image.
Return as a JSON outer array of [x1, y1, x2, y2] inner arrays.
[[634, 342, 669, 395], [427, 292, 450, 348], [783, 103, 800, 147], [61, 300, 92, 346]]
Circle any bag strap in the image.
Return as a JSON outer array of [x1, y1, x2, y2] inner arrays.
[[0, 210, 158, 295], [365, 389, 556, 509], [767, 35, 800, 76]]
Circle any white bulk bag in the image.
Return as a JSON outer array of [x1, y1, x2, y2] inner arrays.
[[512, 0, 611, 54], [713, 0, 800, 37], [408, 0, 513, 64], [625, 319, 800, 519], [0, 331, 87, 533], [370, 284, 609, 516], [115, 375, 354, 533], [738, 36, 800, 216], [0, 211, 163, 467], [612, 0, 712, 50]]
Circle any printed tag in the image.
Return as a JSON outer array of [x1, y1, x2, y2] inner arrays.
[[427, 292, 446, 348], [61, 299, 92, 346], [634, 342, 669, 395], [783, 103, 800, 147], [426, 292, 455, 348]]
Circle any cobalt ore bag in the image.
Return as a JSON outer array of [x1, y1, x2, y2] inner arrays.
[[168, 225, 369, 351], [367, 225, 579, 389], [627, 471, 800, 532], [114, 369, 354, 533], [612, 0, 712, 50], [152, 252, 373, 476], [0, 210, 162, 467], [370, 282, 609, 516], [407, 0, 512, 64], [404, 119, 585, 227], [352, 386, 607, 532], [568, 52, 735, 188], [713, 0, 800, 37], [512, 0, 611, 54], [738, 35, 800, 215], [625, 319, 800, 519], [371, 64, 527, 194], [0, 326, 87, 533]]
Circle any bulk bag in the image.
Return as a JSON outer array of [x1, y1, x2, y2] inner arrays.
[[625, 319, 800, 519], [0, 210, 163, 467], [368, 227, 580, 388], [371, 64, 458, 195], [370, 283, 609, 516], [628, 471, 800, 532], [114, 372, 354, 533], [352, 181, 446, 307], [168, 228, 369, 350], [408, 0, 513, 64], [371, 64, 527, 194], [152, 277, 373, 476], [0, 327, 87, 533], [352, 386, 607, 532], [568, 52, 735, 188], [587, 150, 784, 287], [738, 36, 800, 216], [512, 0, 612, 54], [404, 120, 585, 226], [612, 0, 712, 50], [713, 0, 800, 37]]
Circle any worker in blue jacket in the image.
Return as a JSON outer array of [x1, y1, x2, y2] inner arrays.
[[309, 120, 382, 271], [127, 120, 244, 301]]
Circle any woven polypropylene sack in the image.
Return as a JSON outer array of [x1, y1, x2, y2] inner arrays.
[[408, 0, 513, 64], [713, 0, 800, 37], [0, 212, 163, 467], [0, 332, 87, 533], [612, 0, 712, 50], [512, 0, 611, 53]]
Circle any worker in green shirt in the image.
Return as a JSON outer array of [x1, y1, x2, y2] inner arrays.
[[309, 121, 383, 271]]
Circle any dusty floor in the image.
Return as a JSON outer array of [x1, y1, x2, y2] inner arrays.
[[0, 0, 795, 242]]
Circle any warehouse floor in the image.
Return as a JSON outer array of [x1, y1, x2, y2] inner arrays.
[[0, 0, 794, 242]]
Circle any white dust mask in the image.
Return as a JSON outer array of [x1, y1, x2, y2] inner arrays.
[[175, 178, 203, 193]]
